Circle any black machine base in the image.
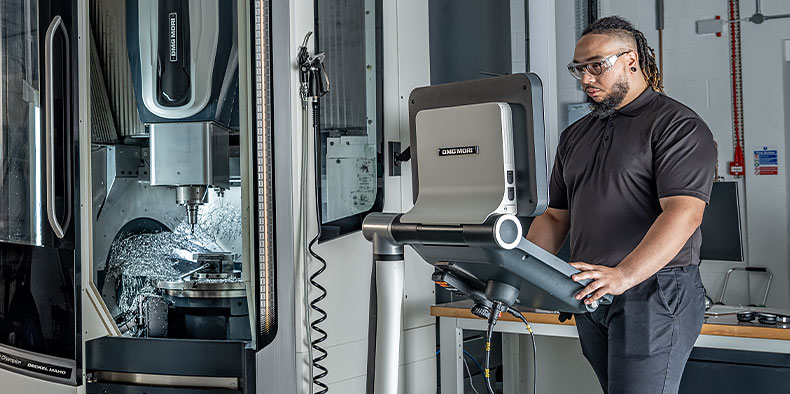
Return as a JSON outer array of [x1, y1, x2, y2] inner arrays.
[[86, 337, 254, 393]]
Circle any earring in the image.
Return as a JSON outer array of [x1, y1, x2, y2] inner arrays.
[[630, 67, 637, 72]]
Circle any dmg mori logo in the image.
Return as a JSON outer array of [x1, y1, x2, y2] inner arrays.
[[437, 146, 479, 156], [169, 13, 178, 62]]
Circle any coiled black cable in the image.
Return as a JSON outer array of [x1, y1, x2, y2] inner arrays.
[[297, 30, 331, 393], [309, 100, 329, 394]]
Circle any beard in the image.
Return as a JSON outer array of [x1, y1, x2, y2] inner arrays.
[[588, 77, 630, 119]]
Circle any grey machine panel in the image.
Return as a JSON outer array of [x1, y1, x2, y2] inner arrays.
[[408, 73, 548, 220], [403, 102, 517, 224]]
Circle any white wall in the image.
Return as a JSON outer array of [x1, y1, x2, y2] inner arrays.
[[529, 0, 560, 162], [555, 0, 585, 132], [552, 0, 790, 308], [511, 0, 528, 73], [785, 39, 790, 307], [737, 0, 790, 308]]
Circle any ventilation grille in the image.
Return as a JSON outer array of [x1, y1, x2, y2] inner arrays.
[[90, 27, 118, 144], [90, 0, 145, 138]]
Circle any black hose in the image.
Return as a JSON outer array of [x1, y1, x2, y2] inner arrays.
[[309, 100, 329, 394], [507, 307, 538, 394], [482, 304, 539, 394], [484, 320, 495, 394], [484, 302, 503, 394]]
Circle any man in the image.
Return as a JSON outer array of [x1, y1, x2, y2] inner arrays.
[[526, 16, 717, 394]]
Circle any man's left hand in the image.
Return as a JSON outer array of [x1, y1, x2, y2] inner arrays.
[[570, 262, 636, 305]]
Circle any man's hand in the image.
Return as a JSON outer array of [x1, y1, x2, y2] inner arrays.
[[570, 262, 636, 305]]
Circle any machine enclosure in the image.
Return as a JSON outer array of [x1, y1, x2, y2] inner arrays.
[[126, 0, 239, 127]]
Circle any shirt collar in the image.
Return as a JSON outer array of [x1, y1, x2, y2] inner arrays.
[[615, 87, 659, 117]]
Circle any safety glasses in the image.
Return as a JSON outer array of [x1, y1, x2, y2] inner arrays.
[[567, 51, 630, 80]]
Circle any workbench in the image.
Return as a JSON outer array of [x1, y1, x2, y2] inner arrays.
[[431, 301, 790, 394]]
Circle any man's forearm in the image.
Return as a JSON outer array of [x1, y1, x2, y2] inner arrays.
[[617, 205, 703, 286], [526, 209, 570, 254]]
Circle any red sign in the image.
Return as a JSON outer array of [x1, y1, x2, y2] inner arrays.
[[756, 166, 778, 175]]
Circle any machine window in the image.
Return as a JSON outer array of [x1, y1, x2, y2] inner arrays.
[[315, 0, 383, 241]]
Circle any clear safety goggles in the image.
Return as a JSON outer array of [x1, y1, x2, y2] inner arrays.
[[567, 51, 630, 80]]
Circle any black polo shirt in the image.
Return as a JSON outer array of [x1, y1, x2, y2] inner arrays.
[[549, 87, 717, 268]]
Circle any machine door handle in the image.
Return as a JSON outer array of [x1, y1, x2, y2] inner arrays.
[[44, 15, 72, 239]]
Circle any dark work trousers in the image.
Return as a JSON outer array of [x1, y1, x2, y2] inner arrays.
[[574, 265, 706, 394]]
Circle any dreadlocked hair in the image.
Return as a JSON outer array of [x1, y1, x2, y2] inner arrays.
[[581, 16, 663, 93]]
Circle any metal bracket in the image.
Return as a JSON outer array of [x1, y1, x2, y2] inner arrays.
[[388, 141, 403, 176]]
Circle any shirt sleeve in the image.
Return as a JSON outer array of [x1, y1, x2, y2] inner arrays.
[[548, 149, 569, 209], [653, 117, 717, 203]]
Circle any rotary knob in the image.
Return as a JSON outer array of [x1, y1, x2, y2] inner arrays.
[[471, 303, 492, 319]]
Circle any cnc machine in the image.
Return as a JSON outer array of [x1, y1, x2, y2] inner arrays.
[[85, 0, 257, 392]]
